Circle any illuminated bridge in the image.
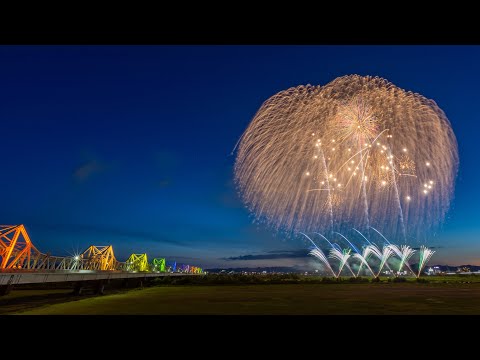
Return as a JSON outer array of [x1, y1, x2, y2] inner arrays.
[[0, 224, 204, 295]]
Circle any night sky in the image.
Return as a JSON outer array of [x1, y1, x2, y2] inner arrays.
[[0, 45, 478, 269]]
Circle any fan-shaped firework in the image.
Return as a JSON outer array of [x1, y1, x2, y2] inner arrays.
[[234, 75, 458, 241]]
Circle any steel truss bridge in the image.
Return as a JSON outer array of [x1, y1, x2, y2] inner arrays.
[[0, 224, 203, 273], [0, 224, 203, 294]]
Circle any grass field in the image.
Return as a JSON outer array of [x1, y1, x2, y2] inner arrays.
[[12, 282, 480, 315]]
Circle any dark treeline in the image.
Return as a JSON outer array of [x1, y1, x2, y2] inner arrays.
[[151, 274, 424, 286]]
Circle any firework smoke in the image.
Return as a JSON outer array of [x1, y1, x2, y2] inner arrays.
[[234, 75, 458, 241]]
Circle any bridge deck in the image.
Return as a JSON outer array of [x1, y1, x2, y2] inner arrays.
[[0, 271, 196, 285]]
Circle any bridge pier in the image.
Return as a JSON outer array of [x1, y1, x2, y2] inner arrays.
[[0, 283, 14, 296], [0, 275, 15, 296], [121, 277, 146, 289], [72, 281, 84, 296], [143, 277, 155, 287], [121, 278, 130, 288], [94, 280, 105, 295]]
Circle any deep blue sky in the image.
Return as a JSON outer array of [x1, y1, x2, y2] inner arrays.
[[0, 45, 478, 268]]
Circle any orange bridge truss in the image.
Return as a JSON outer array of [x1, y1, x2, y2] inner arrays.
[[0, 225, 125, 271]]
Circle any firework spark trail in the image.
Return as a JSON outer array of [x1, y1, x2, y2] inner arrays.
[[353, 250, 375, 277], [329, 248, 353, 277], [387, 146, 407, 242], [302, 232, 338, 277], [359, 144, 370, 235], [313, 232, 336, 249], [234, 75, 458, 242], [338, 98, 374, 233], [334, 232, 360, 254], [343, 261, 356, 277], [400, 245, 416, 275], [299, 232, 321, 250], [387, 244, 416, 275], [369, 226, 391, 245], [365, 244, 394, 276], [300, 231, 339, 260], [351, 228, 374, 275], [379, 246, 394, 276], [417, 246, 435, 278], [314, 232, 342, 251], [388, 244, 405, 272], [320, 148, 335, 233], [353, 228, 373, 246], [309, 248, 336, 277]]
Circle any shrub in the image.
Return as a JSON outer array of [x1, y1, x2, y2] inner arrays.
[[348, 276, 369, 283], [321, 276, 337, 284]]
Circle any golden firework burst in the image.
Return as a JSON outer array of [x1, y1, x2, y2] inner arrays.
[[396, 154, 416, 177], [234, 75, 459, 239]]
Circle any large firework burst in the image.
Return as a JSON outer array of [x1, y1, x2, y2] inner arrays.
[[234, 75, 458, 241]]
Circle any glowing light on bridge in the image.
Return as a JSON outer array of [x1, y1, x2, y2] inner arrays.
[[125, 253, 149, 272], [152, 258, 166, 272]]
